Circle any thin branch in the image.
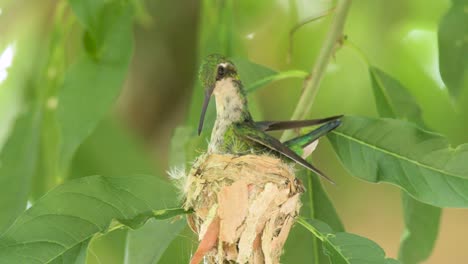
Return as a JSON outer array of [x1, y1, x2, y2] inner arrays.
[[281, 0, 352, 141], [288, 7, 336, 63]]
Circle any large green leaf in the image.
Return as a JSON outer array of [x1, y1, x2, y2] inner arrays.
[[0, 175, 180, 263], [57, 1, 134, 168], [328, 116, 468, 208], [369, 66, 441, 263], [0, 111, 40, 233], [297, 218, 398, 264], [438, 0, 468, 98]]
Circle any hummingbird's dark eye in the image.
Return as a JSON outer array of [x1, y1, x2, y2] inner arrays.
[[217, 66, 225, 79]]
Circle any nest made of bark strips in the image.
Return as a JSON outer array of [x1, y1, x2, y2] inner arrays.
[[179, 153, 304, 264]]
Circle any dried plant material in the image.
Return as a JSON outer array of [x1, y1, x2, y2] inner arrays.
[[191, 216, 220, 264], [182, 154, 303, 264], [218, 180, 249, 243]]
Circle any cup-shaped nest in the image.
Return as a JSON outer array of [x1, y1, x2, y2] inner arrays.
[[181, 153, 304, 264]]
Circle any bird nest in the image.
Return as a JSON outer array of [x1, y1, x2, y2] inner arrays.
[[180, 153, 304, 264]]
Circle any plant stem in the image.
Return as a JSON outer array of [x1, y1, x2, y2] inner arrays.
[[281, 0, 352, 141]]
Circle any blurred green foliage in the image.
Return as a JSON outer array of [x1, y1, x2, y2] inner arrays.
[[0, 0, 466, 263]]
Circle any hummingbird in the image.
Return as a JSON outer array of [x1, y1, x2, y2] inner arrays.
[[197, 54, 342, 183]]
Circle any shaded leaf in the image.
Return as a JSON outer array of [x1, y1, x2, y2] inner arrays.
[[369, 66, 440, 263], [124, 219, 185, 264], [307, 173, 344, 232], [328, 116, 468, 208], [70, 117, 156, 179], [58, 1, 134, 168], [282, 224, 317, 264], [124, 125, 194, 264], [157, 226, 196, 264], [0, 174, 180, 263], [283, 173, 344, 264], [398, 193, 441, 263], [49, 240, 90, 264], [298, 218, 398, 264], [438, 0, 468, 98], [0, 111, 40, 233]]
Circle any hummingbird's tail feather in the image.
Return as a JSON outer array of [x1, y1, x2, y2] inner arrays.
[[283, 119, 341, 154], [254, 115, 343, 131]]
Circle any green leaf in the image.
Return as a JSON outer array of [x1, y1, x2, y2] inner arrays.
[[328, 116, 468, 208], [369, 66, 441, 263], [124, 219, 185, 264], [297, 218, 398, 264], [307, 173, 344, 232], [438, 0, 468, 98], [284, 172, 344, 264], [398, 193, 441, 264], [369, 67, 424, 126], [49, 240, 90, 264], [157, 226, 196, 264], [0, 174, 180, 263], [57, 1, 134, 168], [282, 224, 317, 263], [70, 117, 156, 178], [0, 110, 40, 233], [232, 58, 308, 93], [31, 108, 61, 201], [124, 125, 194, 264]]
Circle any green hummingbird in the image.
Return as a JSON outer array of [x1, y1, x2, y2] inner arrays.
[[197, 54, 342, 183]]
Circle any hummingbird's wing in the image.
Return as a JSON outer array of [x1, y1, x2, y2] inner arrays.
[[234, 122, 335, 184], [253, 115, 342, 131]]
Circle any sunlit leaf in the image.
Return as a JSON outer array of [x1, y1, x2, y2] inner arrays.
[[328, 116, 468, 208], [57, 1, 134, 169], [297, 218, 399, 264], [232, 58, 308, 93], [369, 67, 424, 126], [438, 0, 468, 98], [0, 111, 40, 233], [0, 175, 181, 263], [369, 66, 440, 263]]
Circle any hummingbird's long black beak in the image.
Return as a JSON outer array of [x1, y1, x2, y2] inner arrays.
[[198, 86, 214, 135]]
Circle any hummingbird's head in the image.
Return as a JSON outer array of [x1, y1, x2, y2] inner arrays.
[[198, 54, 239, 135]]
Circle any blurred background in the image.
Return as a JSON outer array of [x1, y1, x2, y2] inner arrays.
[[0, 0, 467, 263]]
